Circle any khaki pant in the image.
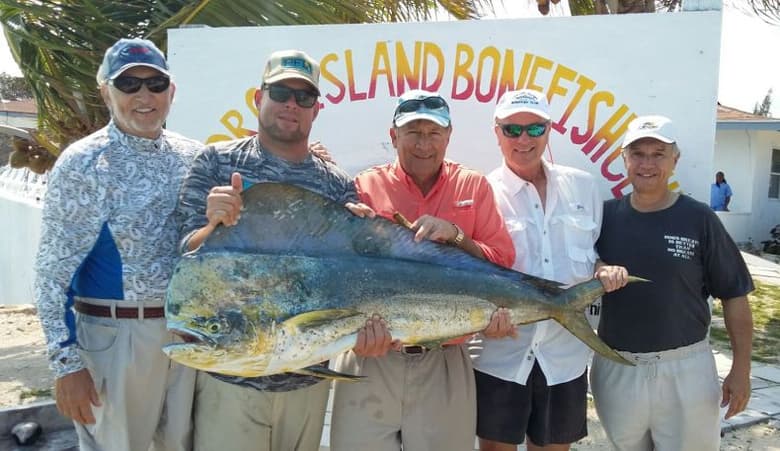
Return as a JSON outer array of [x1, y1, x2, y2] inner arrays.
[[590, 340, 721, 451], [74, 313, 196, 451], [193, 373, 330, 451], [330, 345, 476, 451]]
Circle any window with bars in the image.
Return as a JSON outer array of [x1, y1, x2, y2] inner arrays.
[[771, 149, 780, 199]]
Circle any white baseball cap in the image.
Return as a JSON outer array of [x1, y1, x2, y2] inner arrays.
[[622, 115, 677, 148], [494, 89, 551, 121]]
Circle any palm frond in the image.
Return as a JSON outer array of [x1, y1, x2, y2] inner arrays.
[[0, 0, 492, 159]]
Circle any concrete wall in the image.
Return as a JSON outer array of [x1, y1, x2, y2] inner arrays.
[[0, 168, 43, 305], [714, 129, 780, 245]]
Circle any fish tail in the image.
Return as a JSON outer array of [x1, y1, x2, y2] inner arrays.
[[548, 276, 646, 366]]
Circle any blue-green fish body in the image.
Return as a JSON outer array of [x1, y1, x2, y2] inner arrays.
[[163, 183, 635, 377]]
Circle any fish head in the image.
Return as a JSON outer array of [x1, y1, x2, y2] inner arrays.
[[163, 301, 278, 377]]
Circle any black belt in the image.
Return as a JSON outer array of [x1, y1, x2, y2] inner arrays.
[[74, 301, 165, 319], [400, 345, 428, 354]]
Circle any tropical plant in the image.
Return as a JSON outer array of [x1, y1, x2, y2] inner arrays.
[[0, 72, 31, 99], [567, 0, 780, 17], [0, 0, 493, 169], [753, 88, 773, 117], [762, 224, 780, 254]]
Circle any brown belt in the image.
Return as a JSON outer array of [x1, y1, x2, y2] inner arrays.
[[74, 301, 165, 319], [400, 345, 428, 354]]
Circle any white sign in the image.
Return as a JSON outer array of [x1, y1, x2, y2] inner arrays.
[[168, 12, 721, 201]]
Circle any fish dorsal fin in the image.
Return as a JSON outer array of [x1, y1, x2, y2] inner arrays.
[[199, 183, 518, 278], [199, 182, 567, 295], [284, 309, 362, 331], [523, 277, 565, 297]]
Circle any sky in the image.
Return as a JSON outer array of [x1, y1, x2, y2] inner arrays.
[[1, 2, 778, 116]]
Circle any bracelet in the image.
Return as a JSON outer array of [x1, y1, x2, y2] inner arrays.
[[449, 223, 465, 247]]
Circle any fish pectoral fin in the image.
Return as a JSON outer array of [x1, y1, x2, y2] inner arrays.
[[285, 309, 362, 331], [293, 365, 364, 381]]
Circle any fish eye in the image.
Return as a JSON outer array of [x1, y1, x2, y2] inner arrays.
[[206, 320, 221, 333]]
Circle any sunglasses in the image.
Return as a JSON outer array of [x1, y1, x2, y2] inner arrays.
[[264, 84, 318, 108], [395, 96, 449, 116], [498, 123, 548, 138], [110, 75, 171, 94]]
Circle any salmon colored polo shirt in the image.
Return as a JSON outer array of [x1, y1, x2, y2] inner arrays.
[[355, 159, 515, 269]]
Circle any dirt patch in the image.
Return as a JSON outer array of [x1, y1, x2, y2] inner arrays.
[[0, 305, 53, 408], [1, 305, 778, 450]]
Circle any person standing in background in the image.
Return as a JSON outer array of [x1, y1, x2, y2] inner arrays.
[[710, 170, 733, 211]]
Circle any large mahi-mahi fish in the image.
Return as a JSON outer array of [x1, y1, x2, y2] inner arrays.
[[163, 183, 636, 378]]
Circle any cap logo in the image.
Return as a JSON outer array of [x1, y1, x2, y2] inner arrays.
[[126, 46, 151, 55], [281, 57, 312, 75], [638, 121, 659, 130], [510, 92, 540, 105]]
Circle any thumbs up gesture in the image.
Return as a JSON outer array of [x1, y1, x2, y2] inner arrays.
[[206, 172, 244, 227]]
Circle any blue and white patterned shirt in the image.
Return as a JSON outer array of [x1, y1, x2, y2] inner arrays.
[[34, 121, 204, 378]]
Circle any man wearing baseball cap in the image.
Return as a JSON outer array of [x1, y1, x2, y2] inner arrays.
[[592, 115, 754, 450], [35, 37, 202, 450], [471, 88, 627, 451], [175, 48, 356, 451], [329, 89, 515, 451]]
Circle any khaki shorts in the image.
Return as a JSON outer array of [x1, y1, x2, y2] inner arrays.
[[590, 340, 721, 451], [330, 345, 476, 451]]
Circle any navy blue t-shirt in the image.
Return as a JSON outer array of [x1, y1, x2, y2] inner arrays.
[[596, 194, 753, 353]]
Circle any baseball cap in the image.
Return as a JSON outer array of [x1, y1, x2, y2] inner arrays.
[[392, 90, 451, 128], [494, 89, 551, 121], [261, 50, 320, 94], [97, 38, 169, 84], [622, 115, 677, 148]]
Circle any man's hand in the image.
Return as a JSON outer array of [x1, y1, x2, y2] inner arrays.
[[55, 369, 101, 425], [482, 307, 517, 339], [594, 264, 629, 293], [345, 202, 376, 218], [309, 140, 334, 163], [721, 368, 751, 419], [206, 172, 243, 227], [353, 314, 399, 357], [410, 214, 458, 243]]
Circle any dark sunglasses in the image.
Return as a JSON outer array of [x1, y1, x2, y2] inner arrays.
[[498, 122, 548, 138], [110, 75, 171, 94], [395, 96, 449, 116], [263, 84, 318, 108]]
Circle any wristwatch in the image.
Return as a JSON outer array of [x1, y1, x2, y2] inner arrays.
[[450, 223, 465, 247]]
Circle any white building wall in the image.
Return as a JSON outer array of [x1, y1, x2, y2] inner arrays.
[[0, 168, 44, 305], [714, 129, 780, 245]]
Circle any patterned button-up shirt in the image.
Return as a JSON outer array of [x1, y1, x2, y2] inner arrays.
[[34, 121, 204, 377]]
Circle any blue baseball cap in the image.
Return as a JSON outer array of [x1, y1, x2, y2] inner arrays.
[[393, 90, 451, 128], [97, 38, 169, 84]]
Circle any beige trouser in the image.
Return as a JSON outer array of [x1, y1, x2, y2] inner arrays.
[[74, 312, 196, 451], [590, 339, 721, 451], [193, 373, 330, 451], [330, 345, 476, 451]]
